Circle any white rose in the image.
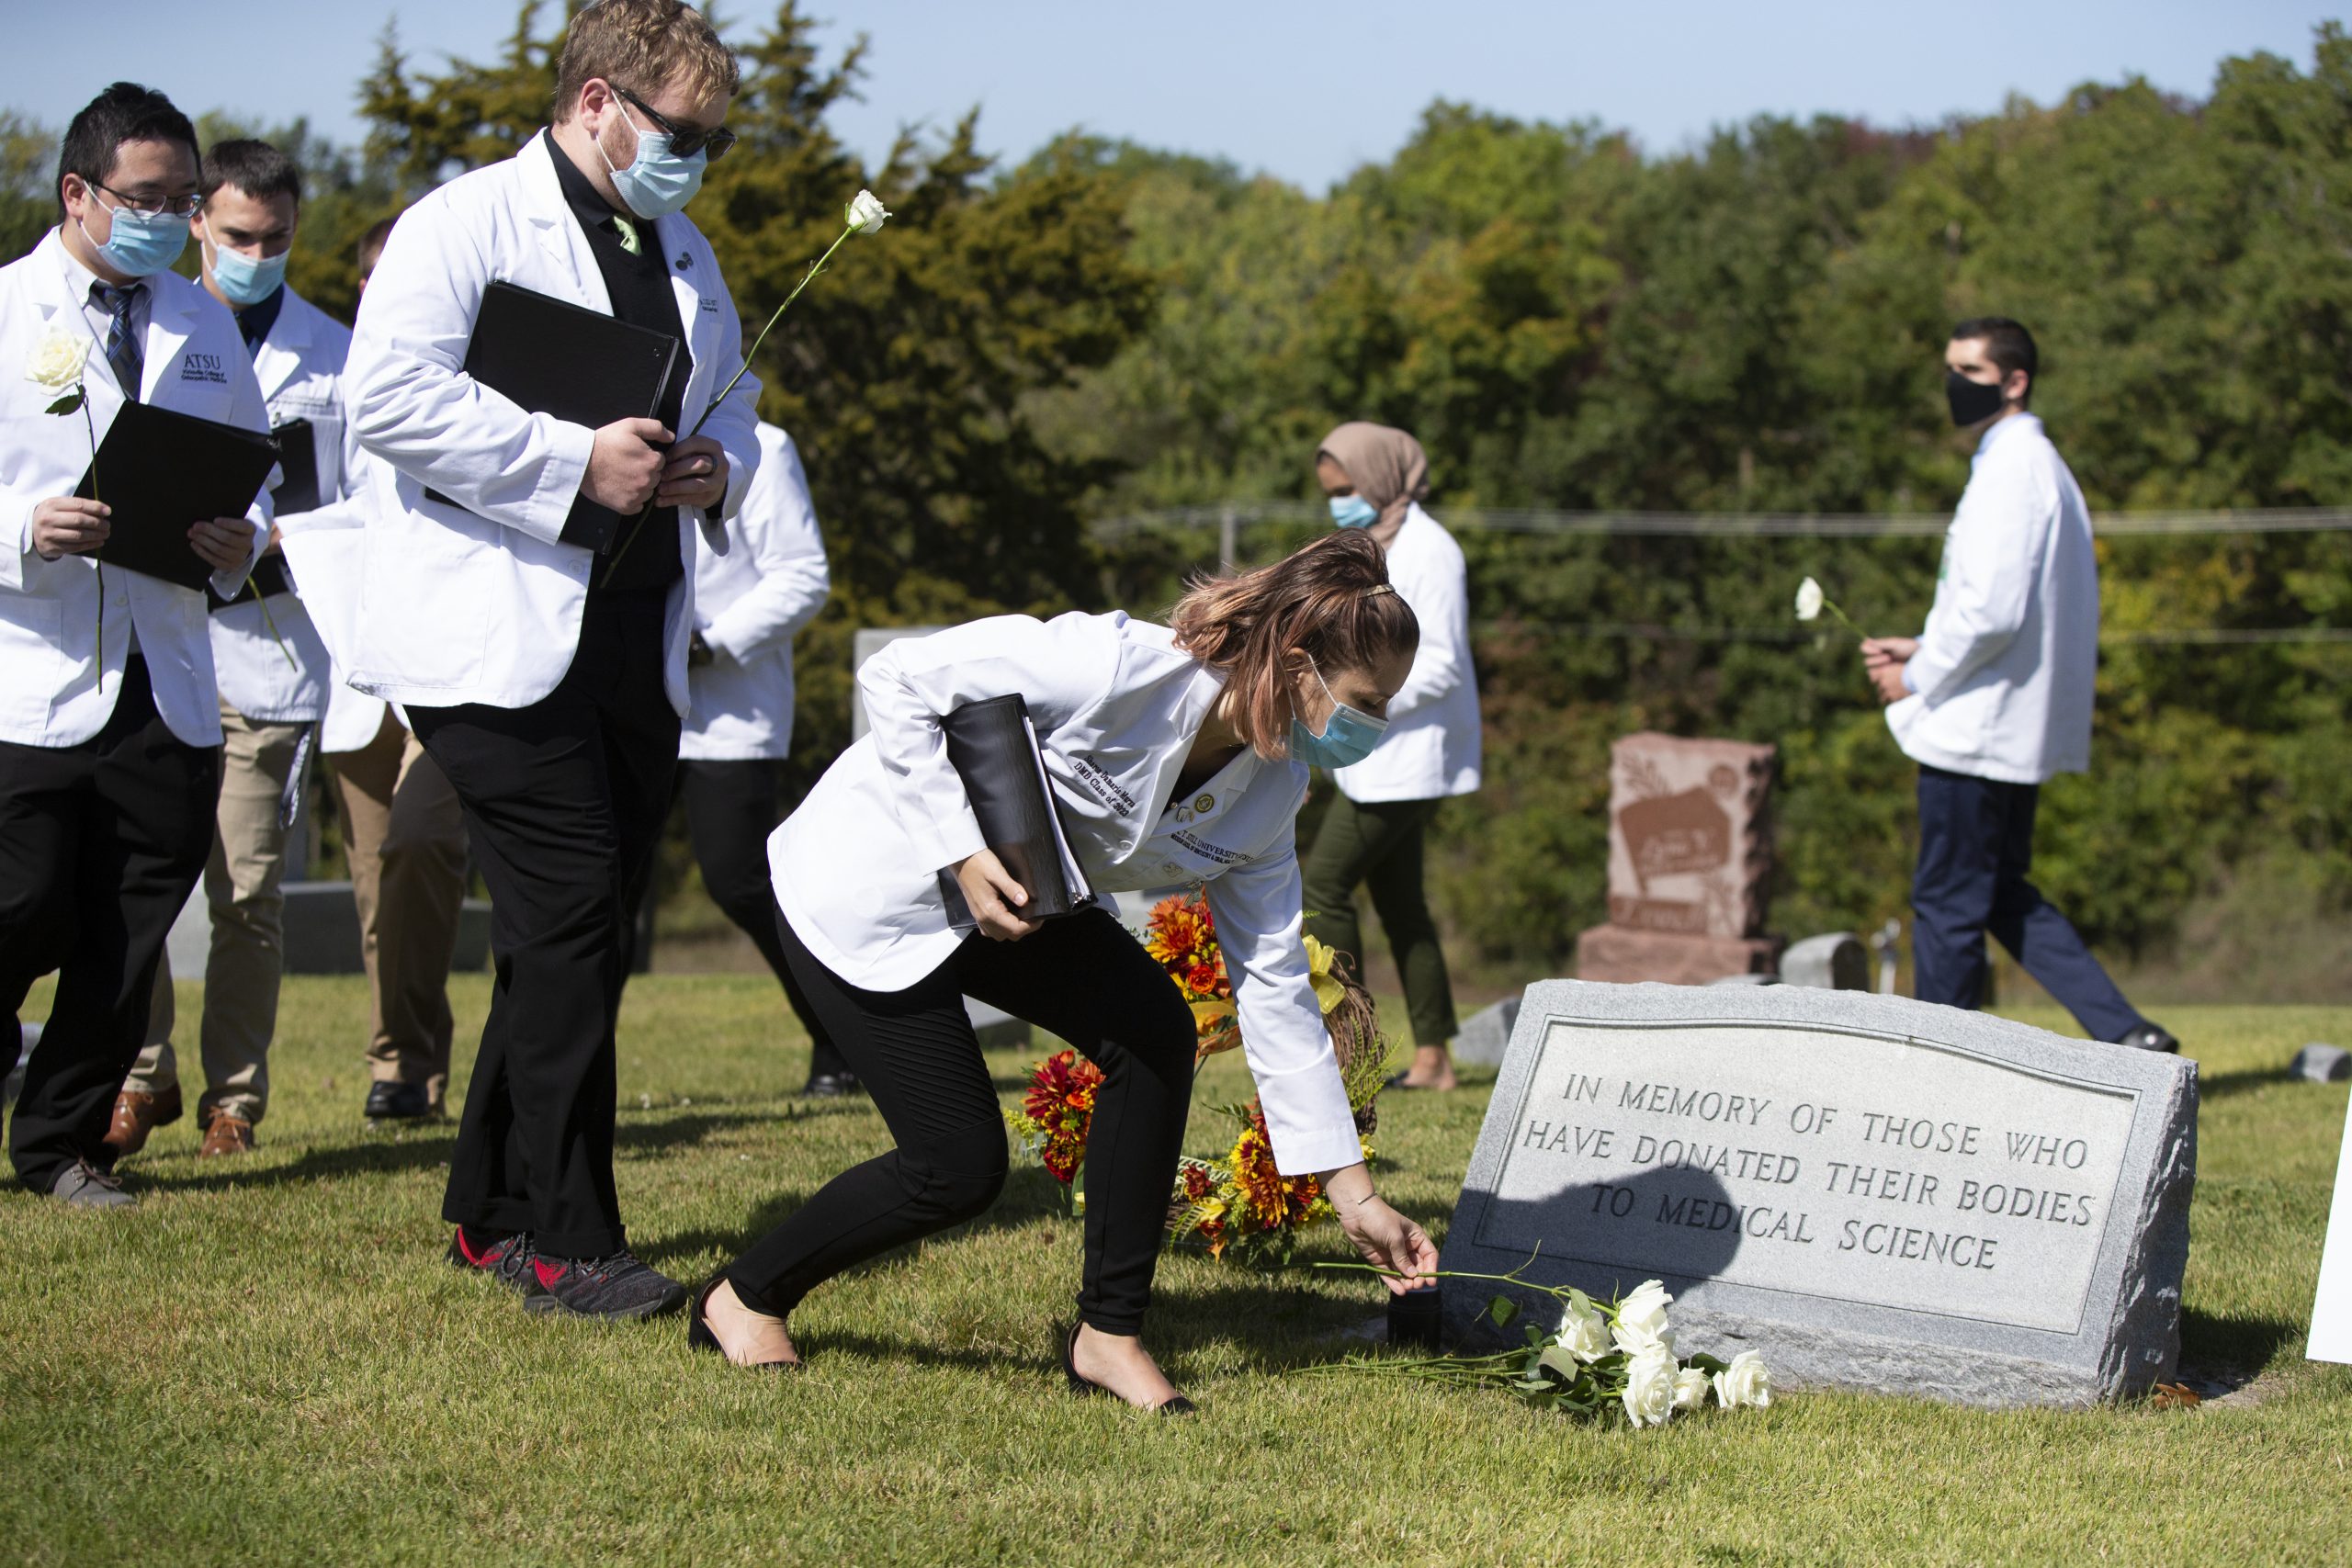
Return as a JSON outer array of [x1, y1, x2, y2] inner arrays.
[[1712, 1349, 1772, 1411], [845, 188, 891, 235], [26, 329, 89, 392], [1672, 1366, 1710, 1411], [1553, 1299, 1611, 1364], [1794, 576, 1824, 622], [1611, 1279, 1676, 1356], [1620, 1344, 1679, 1428]]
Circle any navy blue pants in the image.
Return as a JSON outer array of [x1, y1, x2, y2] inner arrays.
[[1911, 765, 2147, 1043]]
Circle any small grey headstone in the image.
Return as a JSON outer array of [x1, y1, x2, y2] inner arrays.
[[1781, 931, 1870, 991], [4, 1022, 36, 1107], [1439, 979, 2198, 1408], [966, 998, 1031, 1051], [2292, 1043, 2351, 1083], [1449, 997, 1521, 1068]]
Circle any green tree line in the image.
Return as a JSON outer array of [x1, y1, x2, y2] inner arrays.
[[5, 8, 2346, 996]]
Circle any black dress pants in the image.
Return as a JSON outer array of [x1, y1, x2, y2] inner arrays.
[[727, 906, 1196, 1337], [674, 758, 845, 1077], [0, 658, 218, 1191], [410, 591, 678, 1258]]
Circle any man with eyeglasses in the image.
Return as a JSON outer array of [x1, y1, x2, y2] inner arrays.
[[345, 0, 761, 1319], [0, 82, 268, 1209]]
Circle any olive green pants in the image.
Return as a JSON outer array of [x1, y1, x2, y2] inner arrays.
[[1300, 794, 1458, 1051]]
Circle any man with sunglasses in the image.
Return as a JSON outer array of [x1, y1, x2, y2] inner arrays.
[[0, 82, 268, 1208], [345, 0, 761, 1319]]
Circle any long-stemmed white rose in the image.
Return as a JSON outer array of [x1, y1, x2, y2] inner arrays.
[[1795, 575, 1867, 642], [1611, 1278, 1676, 1356], [600, 189, 892, 581], [1621, 1343, 1679, 1428], [28, 329, 108, 684]]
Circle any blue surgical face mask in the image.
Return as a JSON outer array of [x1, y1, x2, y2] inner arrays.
[[595, 107, 707, 220], [78, 194, 188, 278], [1329, 494, 1379, 530], [204, 234, 289, 309], [1288, 660, 1390, 769]]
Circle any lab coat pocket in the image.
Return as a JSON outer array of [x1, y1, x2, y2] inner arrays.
[[355, 544, 492, 691], [0, 593, 66, 730]]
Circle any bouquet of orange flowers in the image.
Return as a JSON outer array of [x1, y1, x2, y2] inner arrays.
[[1143, 892, 1239, 1060], [1004, 1048, 1104, 1202]]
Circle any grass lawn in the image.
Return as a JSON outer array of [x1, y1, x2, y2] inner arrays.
[[3, 978, 2347, 1566]]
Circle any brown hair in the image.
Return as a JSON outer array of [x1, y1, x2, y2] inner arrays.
[[356, 216, 397, 277], [1170, 530, 1419, 760], [552, 0, 740, 123]]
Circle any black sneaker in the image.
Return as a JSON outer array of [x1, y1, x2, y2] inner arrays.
[[801, 1071, 864, 1099], [524, 1249, 689, 1320], [2117, 1024, 2181, 1055], [446, 1227, 542, 1296], [367, 1081, 438, 1121]]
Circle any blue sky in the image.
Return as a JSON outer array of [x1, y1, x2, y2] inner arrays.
[[2, 2, 2337, 189]]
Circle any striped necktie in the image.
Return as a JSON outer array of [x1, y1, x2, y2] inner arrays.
[[89, 279, 146, 402]]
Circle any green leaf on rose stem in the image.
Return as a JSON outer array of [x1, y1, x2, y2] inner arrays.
[[44, 390, 85, 416], [1566, 1287, 1593, 1316], [1686, 1353, 1730, 1375], [1487, 1295, 1518, 1329]]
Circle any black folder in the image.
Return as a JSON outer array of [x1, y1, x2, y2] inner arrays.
[[934, 694, 1093, 930], [73, 401, 281, 592], [268, 417, 322, 517], [424, 280, 684, 549]]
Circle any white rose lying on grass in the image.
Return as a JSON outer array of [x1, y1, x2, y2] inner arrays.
[[1713, 1349, 1772, 1411], [1672, 1366, 1711, 1411], [26, 329, 88, 391], [1552, 1298, 1611, 1365], [1611, 1279, 1675, 1355], [1621, 1344, 1679, 1427]]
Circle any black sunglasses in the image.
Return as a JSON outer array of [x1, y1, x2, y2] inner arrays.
[[612, 84, 737, 162]]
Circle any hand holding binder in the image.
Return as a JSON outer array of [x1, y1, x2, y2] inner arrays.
[[935, 694, 1092, 933], [71, 401, 279, 592]]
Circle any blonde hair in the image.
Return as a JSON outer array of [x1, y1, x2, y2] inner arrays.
[[553, 0, 740, 121], [1170, 531, 1419, 760]]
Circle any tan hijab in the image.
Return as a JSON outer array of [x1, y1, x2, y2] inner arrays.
[[1317, 422, 1430, 532]]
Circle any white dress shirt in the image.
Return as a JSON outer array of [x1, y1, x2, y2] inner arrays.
[[1886, 413, 2098, 785], [1332, 502, 1481, 803], [0, 230, 272, 749], [342, 131, 761, 715], [770, 611, 1363, 1176], [682, 422, 830, 761], [209, 286, 349, 725]]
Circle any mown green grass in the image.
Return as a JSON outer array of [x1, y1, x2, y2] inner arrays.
[[2, 981, 2346, 1566]]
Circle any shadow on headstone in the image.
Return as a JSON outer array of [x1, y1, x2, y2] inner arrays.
[[1445, 1162, 1746, 1347]]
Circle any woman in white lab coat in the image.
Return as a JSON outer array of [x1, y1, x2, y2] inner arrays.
[[1301, 423, 1481, 1091], [695, 530, 1440, 1409]]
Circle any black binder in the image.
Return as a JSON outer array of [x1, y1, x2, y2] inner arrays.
[[424, 280, 684, 548], [73, 401, 281, 592], [268, 417, 322, 517], [934, 694, 1093, 930]]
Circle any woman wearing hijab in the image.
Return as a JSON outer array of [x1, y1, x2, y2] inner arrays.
[[1302, 423, 1481, 1091], [690, 530, 1441, 1410]]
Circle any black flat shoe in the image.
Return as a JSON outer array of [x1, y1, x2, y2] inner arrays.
[[687, 1276, 798, 1371], [800, 1071, 864, 1099], [1059, 1322, 1194, 1415]]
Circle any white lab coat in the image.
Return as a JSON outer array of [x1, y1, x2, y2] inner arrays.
[[275, 441, 393, 755], [0, 231, 271, 749], [342, 130, 761, 715], [209, 286, 348, 724], [683, 423, 830, 761], [1332, 503, 1481, 802], [1886, 414, 2098, 785], [771, 611, 1363, 1176]]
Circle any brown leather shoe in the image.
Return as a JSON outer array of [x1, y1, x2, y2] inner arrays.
[[102, 1085, 185, 1156], [198, 1110, 255, 1157]]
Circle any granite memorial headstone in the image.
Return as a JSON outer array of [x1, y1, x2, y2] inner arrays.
[[1439, 979, 2198, 1407]]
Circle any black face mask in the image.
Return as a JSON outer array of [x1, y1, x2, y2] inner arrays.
[[1946, 369, 2008, 428]]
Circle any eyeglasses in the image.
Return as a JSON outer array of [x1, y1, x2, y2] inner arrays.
[[93, 182, 201, 219], [612, 85, 737, 162]]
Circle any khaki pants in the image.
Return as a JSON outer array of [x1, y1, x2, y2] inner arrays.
[[331, 710, 467, 1108], [128, 701, 307, 1125]]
